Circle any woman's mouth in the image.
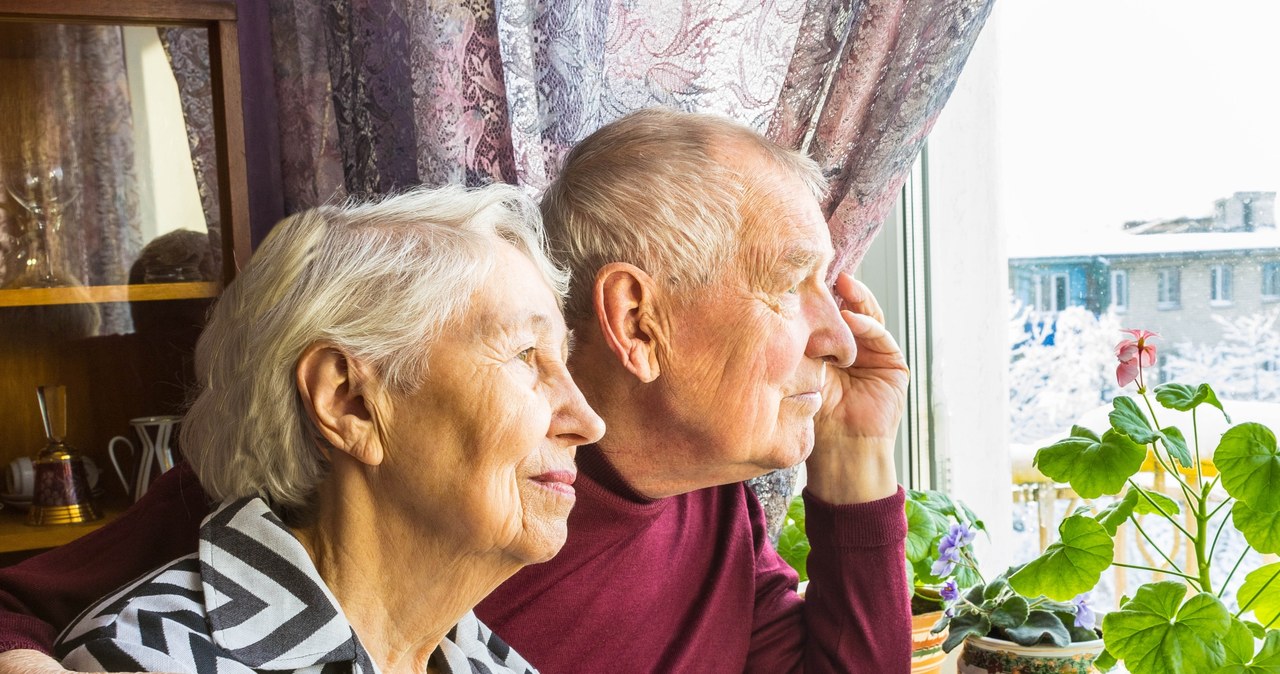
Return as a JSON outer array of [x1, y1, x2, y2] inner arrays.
[[531, 470, 577, 498]]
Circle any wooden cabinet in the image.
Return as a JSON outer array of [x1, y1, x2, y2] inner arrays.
[[0, 0, 248, 552]]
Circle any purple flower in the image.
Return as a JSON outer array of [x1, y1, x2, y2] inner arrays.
[[940, 579, 960, 603], [938, 523, 976, 560], [944, 606, 955, 618], [1073, 593, 1097, 632], [931, 546, 959, 577]]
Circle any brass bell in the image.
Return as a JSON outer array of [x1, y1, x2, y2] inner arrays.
[[27, 385, 100, 525]]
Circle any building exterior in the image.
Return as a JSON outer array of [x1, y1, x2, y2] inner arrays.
[[1010, 193, 1280, 347]]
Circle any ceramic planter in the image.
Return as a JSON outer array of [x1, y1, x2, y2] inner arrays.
[[911, 609, 947, 674], [959, 634, 1105, 674]]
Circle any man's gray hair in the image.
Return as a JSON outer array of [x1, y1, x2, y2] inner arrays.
[[180, 184, 566, 512], [541, 108, 827, 321]]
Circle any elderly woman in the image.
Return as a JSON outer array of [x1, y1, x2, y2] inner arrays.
[[55, 185, 604, 674]]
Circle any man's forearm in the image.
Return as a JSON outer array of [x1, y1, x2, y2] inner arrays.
[[805, 436, 898, 504]]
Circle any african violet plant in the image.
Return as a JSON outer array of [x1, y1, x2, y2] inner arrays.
[[778, 488, 985, 615], [934, 567, 1101, 653], [1004, 329, 1280, 674]]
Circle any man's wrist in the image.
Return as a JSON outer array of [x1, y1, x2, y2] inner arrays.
[[805, 436, 898, 504]]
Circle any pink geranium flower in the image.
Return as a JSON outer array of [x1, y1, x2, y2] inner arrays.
[[1115, 329, 1159, 388]]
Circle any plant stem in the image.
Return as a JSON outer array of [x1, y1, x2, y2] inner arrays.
[[1196, 486, 1212, 594], [1221, 549, 1251, 599], [1128, 515, 1188, 578], [1126, 479, 1195, 539], [1207, 497, 1234, 522], [1207, 500, 1236, 568], [1139, 391, 1200, 506], [1114, 561, 1203, 586], [1192, 409, 1204, 487], [1236, 563, 1280, 619]]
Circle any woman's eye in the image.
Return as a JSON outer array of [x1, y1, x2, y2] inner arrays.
[[786, 284, 800, 295], [516, 347, 535, 364]]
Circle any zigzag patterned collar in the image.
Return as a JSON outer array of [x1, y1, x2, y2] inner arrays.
[[199, 497, 534, 673]]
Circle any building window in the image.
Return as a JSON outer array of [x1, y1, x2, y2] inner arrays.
[[1264, 263, 1280, 300], [1110, 270, 1128, 312], [1157, 268, 1181, 309], [1035, 273, 1068, 312], [1210, 264, 1234, 304]]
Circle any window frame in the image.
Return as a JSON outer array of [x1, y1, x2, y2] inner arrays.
[[1209, 263, 1234, 306], [1263, 262, 1280, 301], [1111, 269, 1129, 312], [1157, 267, 1182, 309]]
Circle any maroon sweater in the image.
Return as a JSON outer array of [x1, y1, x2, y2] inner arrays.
[[0, 450, 909, 672]]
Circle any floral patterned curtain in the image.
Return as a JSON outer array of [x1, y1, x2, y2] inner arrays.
[[260, 0, 993, 533]]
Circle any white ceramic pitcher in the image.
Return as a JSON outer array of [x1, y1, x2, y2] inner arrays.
[[108, 415, 180, 501]]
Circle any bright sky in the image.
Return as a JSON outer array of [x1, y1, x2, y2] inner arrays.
[[991, 2, 1280, 247]]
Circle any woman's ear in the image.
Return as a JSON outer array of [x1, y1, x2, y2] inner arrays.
[[593, 262, 666, 383], [296, 343, 385, 466]]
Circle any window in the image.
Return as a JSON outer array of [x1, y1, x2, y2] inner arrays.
[[1157, 268, 1181, 309], [1034, 273, 1068, 312], [1210, 264, 1234, 304], [1110, 270, 1128, 312], [1265, 263, 1280, 300], [921, 0, 1280, 611]]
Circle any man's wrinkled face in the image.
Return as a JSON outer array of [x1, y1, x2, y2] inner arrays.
[[655, 169, 857, 487]]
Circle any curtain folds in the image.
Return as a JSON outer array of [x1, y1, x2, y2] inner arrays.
[[258, 0, 994, 534]]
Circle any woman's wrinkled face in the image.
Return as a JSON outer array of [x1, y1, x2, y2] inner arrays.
[[379, 242, 605, 565]]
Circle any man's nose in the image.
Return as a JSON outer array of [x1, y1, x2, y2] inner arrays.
[[806, 289, 856, 368]]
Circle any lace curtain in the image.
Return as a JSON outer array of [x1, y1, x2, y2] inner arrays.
[[259, 0, 994, 534]]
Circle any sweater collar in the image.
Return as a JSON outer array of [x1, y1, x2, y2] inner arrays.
[[576, 445, 672, 513]]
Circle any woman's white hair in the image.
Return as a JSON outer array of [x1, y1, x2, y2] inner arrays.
[[181, 184, 566, 512], [541, 107, 827, 321]]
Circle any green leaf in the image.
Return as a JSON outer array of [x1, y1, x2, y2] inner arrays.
[[1216, 626, 1280, 674], [1161, 426, 1194, 468], [953, 563, 983, 591], [1155, 382, 1231, 422], [1111, 396, 1161, 444], [1103, 582, 1231, 674], [1246, 621, 1269, 640], [776, 522, 810, 582], [1132, 488, 1182, 517], [942, 612, 990, 653], [1071, 425, 1102, 442], [1009, 515, 1114, 601], [905, 498, 945, 564], [1215, 619, 1258, 673], [1096, 492, 1138, 535], [1234, 501, 1280, 554], [1035, 430, 1147, 499], [983, 577, 1008, 601], [1002, 609, 1071, 647], [1094, 648, 1118, 672], [1218, 424, 1280, 513], [990, 595, 1030, 630], [1240, 563, 1280, 627]]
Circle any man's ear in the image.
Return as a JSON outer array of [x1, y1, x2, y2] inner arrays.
[[295, 343, 385, 466], [593, 262, 666, 383]]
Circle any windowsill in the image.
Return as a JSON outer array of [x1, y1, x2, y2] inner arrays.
[[1263, 295, 1280, 303], [1209, 300, 1234, 308], [1156, 302, 1181, 311], [1112, 307, 1128, 314]]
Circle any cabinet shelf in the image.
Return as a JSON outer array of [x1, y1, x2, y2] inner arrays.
[[0, 282, 219, 308], [0, 505, 123, 553]]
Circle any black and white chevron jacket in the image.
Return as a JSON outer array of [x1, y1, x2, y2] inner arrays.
[[57, 497, 537, 674]]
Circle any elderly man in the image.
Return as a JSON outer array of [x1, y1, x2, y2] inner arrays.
[[0, 109, 909, 673]]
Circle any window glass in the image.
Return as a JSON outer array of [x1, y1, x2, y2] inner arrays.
[[925, 0, 1280, 619]]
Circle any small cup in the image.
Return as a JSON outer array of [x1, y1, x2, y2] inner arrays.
[[5, 457, 34, 499]]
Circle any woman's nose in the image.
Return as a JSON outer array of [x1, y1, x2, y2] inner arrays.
[[551, 377, 606, 446]]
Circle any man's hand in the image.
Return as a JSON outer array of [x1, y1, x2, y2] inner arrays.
[[808, 273, 909, 504]]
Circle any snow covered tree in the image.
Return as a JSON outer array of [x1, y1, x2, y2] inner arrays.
[[1164, 307, 1280, 402]]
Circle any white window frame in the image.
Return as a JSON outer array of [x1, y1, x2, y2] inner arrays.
[[1035, 272, 1068, 312], [1110, 269, 1128, 312], [1263, 262, 1280, 301], [1209, 263, 1234, 306], [1158, 268, 1181, 309]]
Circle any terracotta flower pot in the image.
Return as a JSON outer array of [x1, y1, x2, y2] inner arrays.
[[911, 609, 947, 674], [959, 635, 1105, 674]]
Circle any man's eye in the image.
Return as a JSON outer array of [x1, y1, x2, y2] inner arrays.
[[786, 285, 800, 294]]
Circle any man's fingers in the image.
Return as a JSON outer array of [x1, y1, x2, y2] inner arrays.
[[833, 272, 885, 326], [841, 310, 905, 368]]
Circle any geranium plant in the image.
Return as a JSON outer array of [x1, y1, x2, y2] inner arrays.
[[1008, 328, 1280, 673]]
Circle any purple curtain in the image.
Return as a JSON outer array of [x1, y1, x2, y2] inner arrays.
[[262, 0, 994, 534]]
